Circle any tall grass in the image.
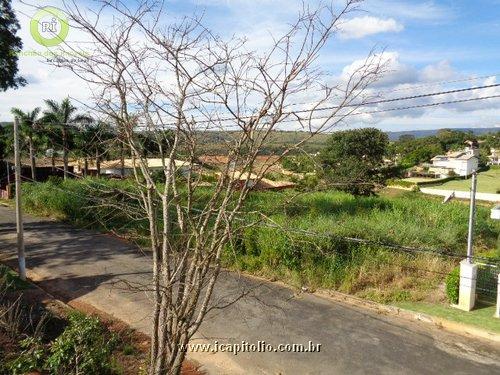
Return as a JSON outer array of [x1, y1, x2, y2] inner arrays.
[[21, 178, 149, 239], [19, 180, 500, 303], [243, 190, 499, 254], [225, 189, 499, 302]]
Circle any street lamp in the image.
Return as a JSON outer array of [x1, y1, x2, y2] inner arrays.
[[443, 170, 478, 311]]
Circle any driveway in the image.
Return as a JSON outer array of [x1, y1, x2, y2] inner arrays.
[[0, 205, 499, 374]]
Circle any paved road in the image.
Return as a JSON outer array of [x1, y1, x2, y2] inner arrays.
[[0, 204, 499, 374]]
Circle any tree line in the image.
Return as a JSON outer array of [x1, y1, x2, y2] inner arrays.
[[0, 98, 176, 180], [282, 127, 500, 195]]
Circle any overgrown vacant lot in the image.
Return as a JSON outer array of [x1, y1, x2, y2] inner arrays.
[[20, 179, 500, 303], [426, 166, 500, 194]]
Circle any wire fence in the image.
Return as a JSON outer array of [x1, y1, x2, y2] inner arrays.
[[476, 263, 499, 302]]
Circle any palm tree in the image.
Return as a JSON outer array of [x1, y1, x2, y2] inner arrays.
[[11, 107, 41, 180], [73, 121, 113, 177], [42, 98, 92, 179]]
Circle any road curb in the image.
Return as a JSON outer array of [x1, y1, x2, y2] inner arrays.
[[314, 288, 500, 344], [227, 269, 499, 344]]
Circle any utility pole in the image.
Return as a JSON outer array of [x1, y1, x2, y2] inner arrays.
[[13, 117, 26, 280], [466, 170, 477, 264]]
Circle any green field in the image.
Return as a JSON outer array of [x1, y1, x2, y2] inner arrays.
[[426, 167, 500, 194]]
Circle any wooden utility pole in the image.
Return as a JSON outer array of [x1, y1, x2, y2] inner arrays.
[[13, 117, 26, 280]]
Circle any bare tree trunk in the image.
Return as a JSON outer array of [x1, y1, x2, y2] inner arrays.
[[96, 149, 101, 177], [62, 126, 68, 180], [28, 137, 36, 181], [120, 141, 125, 177], [84, 157, 88, 177], [56, 1, 382, 372], [51, 152, 55, 173]]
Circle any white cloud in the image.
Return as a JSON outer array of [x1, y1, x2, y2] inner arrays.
[[340, 51, 418, 88], [339, 16, 404, 40], [419, 60, 457, 82]]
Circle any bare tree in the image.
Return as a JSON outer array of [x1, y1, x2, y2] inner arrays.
[[53, 0, 384, 373]]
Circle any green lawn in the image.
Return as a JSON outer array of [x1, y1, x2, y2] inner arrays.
[[426, 167, 500, 194], [395, 301, 500, 333]]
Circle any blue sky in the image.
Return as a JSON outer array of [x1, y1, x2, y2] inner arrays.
[[2, 0, 500, 131]]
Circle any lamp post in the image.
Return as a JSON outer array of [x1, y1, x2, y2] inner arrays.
[[466, 170, 477, 263]]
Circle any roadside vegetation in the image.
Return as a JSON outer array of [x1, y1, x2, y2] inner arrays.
[[0, 265, 149, 375]]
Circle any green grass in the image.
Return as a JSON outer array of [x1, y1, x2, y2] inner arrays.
[[426, 167, 500, 194], [395, 301, 500, 333], [0, 264, 32, 291], [242, 189, 500, 254]]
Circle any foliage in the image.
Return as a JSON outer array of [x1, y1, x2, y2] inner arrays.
[[5, 337, 46, 375], [3, 312, 119, 375], [294, 173, 320, 191], [21, 178, 147, 239], [319, 128, 389, 195], [0, 0, 26, 91], [225, 189, 498, 302], [45, 312, 117, 374], [282, 154, 317, 173], [386, 129, 500, 169], [42, 98, 94, 178], [135, 130, 174, 158], [445, 267, 460, 304], [195, 130, 330, 155], [0, 265, 31, 291]]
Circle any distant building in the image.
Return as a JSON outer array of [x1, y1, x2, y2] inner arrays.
[[75, 158, 193, 177], [429, 142, 479, 177], [488, 148, 500, 165]]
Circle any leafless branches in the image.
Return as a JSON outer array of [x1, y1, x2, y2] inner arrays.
[[51, 0, 384, 373]]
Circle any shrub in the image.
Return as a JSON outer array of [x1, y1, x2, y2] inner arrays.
[[5, 337, 46, 375], [445, 267, 460, 304], [45, 312, 117, 375]]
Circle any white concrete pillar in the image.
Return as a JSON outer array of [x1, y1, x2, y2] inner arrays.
[[457, 259, 477, 311], [495, 273, 500, 318]]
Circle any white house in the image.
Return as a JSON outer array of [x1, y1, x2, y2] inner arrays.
[[489, 148, 500, 165], [429, 145, 479, 177]]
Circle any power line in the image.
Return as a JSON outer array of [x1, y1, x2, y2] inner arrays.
[[177, 72, 500, 113], [64, 85, 500, 130], [120, 83, 500, 128], [278, 93, 500, 125]]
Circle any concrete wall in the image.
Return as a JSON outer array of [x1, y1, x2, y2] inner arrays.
[[420, 188, 500, 202]]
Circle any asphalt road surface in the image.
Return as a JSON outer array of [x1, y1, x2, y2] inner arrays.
[[0, 204, 499, 374]]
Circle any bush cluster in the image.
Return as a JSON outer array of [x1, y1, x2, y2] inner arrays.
[[4, 312, 117, 375], [445, 267, 460, 304]]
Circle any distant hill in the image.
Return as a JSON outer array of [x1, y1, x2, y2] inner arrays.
[[386, 127, 499, 141], [196, 127, 500, 154], [2, 121, 497, 154]]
